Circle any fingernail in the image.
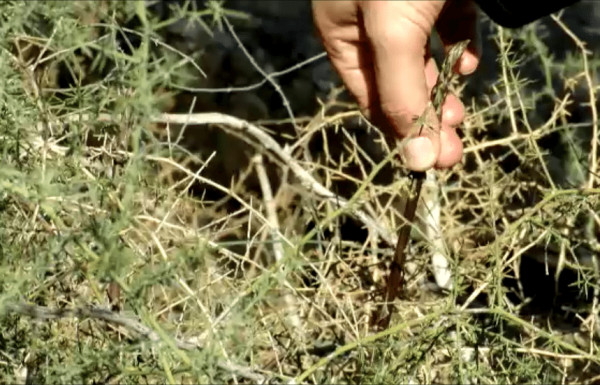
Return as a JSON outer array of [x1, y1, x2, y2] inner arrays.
[[403, 136, 436, 171]]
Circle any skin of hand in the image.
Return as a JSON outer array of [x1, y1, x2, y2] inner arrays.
[[312, 0, 481, 171]]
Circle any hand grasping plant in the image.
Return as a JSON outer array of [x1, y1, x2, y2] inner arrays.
[[312, 0, 481, 171]]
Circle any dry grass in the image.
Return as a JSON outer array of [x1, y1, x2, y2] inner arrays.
[[0, 1, 599, 384]]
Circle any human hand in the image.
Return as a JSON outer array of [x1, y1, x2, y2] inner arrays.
[[312, 0, 481, 171]]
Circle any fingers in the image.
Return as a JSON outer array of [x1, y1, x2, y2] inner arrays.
[[425, 61, 465, 169], [436, 0, 481, 75], [437, 97, 464, 168], [312, 1, 377, 112]]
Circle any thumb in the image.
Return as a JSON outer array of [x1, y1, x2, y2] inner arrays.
[[362, 1, 444, 171]]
